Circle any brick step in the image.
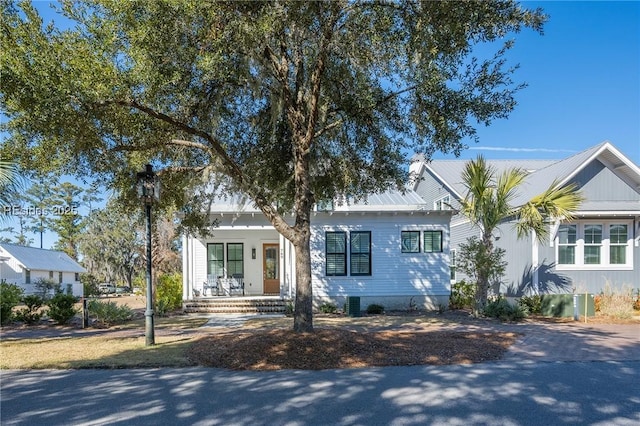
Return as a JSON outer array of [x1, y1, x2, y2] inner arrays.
[[183, 298, 288, 314]]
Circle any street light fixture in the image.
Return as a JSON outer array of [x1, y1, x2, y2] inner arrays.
[[136, 164, 160, 346]]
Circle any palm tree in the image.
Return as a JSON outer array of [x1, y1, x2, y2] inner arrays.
[[459, 155, 583, 315], [0, 160, 23, 221]]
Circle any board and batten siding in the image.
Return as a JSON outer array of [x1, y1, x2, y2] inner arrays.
[[573, 160, 640, 202], [309, 212, 451, 309]]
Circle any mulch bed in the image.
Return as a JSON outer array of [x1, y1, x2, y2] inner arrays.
[[186, 328, 520, 370]]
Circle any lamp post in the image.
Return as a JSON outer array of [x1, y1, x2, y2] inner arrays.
[[136, 164, 160, 346]]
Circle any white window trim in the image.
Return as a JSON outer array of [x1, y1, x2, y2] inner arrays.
[[555, 220, 634, 271]]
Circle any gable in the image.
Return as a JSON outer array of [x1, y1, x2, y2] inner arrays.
[[572, 159, 640, 202]]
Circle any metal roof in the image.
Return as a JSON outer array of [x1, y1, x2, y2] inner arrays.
[[207, 188, 433, 213], [0, 243, 86, 273], [420, 141, 640, 208]]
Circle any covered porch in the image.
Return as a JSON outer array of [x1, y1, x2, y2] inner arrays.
[[182, 213, 296, 301]]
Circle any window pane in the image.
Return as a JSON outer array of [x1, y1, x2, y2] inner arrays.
[[227, 243, 243, 277], [610, 224, 627, 244], [424, 231, 443, 253], [207, 243, 224, 278], [558, 225, 576, 244], [610, 246, 626, 264], [351, 232, 371, 275], [584, 225, 602, 244], [558, 246, 575, 264], [401, 231, 420, 253], [584, 246, 601, 264], [326, 232, 346, 276]]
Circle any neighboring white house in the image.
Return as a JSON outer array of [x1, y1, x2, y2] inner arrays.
[[182, 189, 453, 310], [0, 243, 85, 297], [412, 141, 640, 295]]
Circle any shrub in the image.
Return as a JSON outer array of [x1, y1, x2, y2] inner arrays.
[[155, 273, 183, 316], [484, 297, 525, 322], [518, 294, 542, 315], [81, 274, 100, 297], [366, 304, 384, 315], [319, 302, 337, 314], [0, 281, 23, 325], [33, 278, 61, 300], [284, 300, 294, 317], [87, 299, 133, 327], [15, 294, 45, 325], [597, 284, 635, 319], [449, 280, 475, 309], [633, 289, 640, 311], [46, 293, 79, 325]]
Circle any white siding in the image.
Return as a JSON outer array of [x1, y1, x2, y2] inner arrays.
[[310, 213, 451, 299]]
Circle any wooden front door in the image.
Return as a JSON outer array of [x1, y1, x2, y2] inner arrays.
[[263, 244, 280, 294]]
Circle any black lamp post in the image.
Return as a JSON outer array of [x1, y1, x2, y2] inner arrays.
[[136, 164, 160, 346]]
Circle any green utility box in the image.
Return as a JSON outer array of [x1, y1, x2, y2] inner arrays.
[[346, 296, 361, 317], [540, 294, 595, 318]]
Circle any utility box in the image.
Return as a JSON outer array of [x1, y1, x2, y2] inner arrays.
[[346, 296, 361, 317], [540, 294, 595, 317]]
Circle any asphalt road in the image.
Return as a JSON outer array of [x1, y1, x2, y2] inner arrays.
[[2, 361, 639, 425]]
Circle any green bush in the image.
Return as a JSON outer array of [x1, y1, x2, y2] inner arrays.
[[484, 297, 526, 321], [87, 299, 133, 327], [518, 294, 542, 315], [155, 273, 182, 316], [81, 274, 100, 297], [449, 280, 475, 309], [15, 294, 45, 325], [366, 303, 384, 315], [319, 302, 337, 314], [33, 278, 61, 300], [0, 281, 24, 325], [46, 293, 79, 325]]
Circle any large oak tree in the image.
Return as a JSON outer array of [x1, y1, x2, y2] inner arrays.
[[1, 0, 546, 331]]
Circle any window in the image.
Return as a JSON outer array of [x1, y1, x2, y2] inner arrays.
[[25, 269, 30, 284], [609, 224, 627, 264], [326, 232, 346, 276], [49, 271, 54, 279], [584, 225, 602, 264], [58, 271, 63, 284], [350, 231, 371, 276], [316, 200, 334, 212], [227, 243, 244, 277], [401, 231, 420, 253], [75, 273, 79, 281], [207, 243, 224, 278], [450, 249, 457, 281], [434, 195, 451, 210], [558, 225, 577, 265], [424, 231, 443, 253], [556, 221, 633, 269]]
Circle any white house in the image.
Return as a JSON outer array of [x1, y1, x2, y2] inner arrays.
[[182, 189, 453, 310], [0, 243, 85, 297]]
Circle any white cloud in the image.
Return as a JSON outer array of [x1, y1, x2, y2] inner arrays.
[[469, 146, 577, 153]]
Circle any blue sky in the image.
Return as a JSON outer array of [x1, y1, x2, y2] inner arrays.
[[437, 1, 640, 163], [3, 1, 639, 249]]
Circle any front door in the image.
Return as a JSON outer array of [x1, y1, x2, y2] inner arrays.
[[263, 244, 280, 294]]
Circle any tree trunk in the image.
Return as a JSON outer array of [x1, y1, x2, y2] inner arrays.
[[474, 233, 494, 316], [292, 226, 313, 332]]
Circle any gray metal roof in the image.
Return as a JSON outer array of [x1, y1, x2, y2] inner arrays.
[[420, 141, 640, 208], [423, 159, 557, 199], [0, 243, 86, 273]]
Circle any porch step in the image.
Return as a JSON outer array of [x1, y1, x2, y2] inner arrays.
[[183, 297, 289, 314]]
